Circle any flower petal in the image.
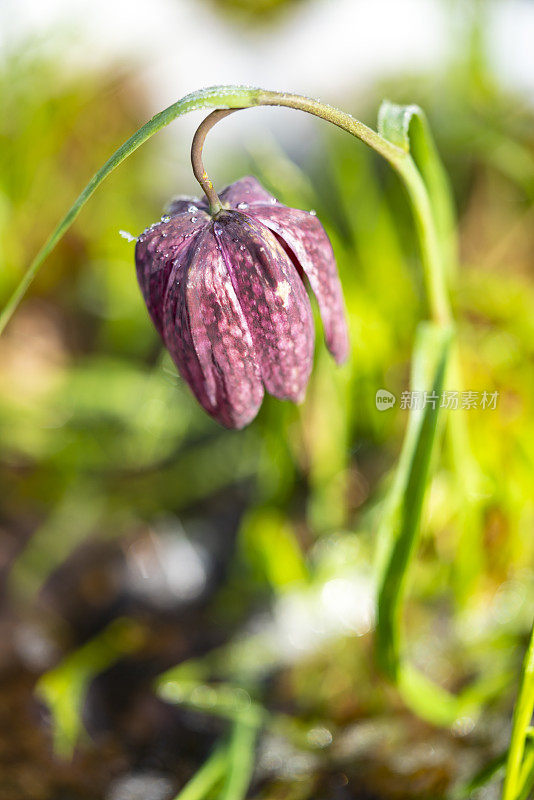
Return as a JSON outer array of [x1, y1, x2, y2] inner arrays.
[[135, 211, 209, 334], [214, 212, 314, 402], [164, 225, 264, 429], [219, 176, 277, 209], [244, 205, 349, 364], [165, 196, 209, 216]]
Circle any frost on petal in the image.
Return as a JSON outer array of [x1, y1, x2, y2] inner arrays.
[[219, 176, 276, 209], [215, 212, 314, 403], [135, 211, 209, 334], [164, 226, 264, 429], [244, 205, 349, 364]]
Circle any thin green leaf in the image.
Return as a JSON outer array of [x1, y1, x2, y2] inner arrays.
[[0, 85, 261, 335], [375, 322, 471, 726], [378, 100, 457, 279], [36, 618, 144, 757], [219, 715, 258, 800], [379, 100, 485, 607], [173, 744, 228, 800], [454, 752, 507, 799], [376, 322, 452, 678], [503, 619, 534, 800], [517, 744, 534, 800]]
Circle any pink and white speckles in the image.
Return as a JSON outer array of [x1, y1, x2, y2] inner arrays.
[[185, 228, 264, 429], [135, 176, 349, 428], [135, 211, 209, 335], [221, 177, 349, 364], [214, 212, 313, 403]]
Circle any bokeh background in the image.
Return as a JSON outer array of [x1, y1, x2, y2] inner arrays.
[[1, 1, 534, 798]]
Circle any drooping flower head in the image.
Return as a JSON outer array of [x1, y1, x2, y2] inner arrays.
[[135, 176, 348, 428]]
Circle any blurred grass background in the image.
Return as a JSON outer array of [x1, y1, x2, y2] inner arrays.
[[0, 2, 533, 799]]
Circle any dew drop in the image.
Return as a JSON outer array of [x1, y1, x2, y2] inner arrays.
[[270, 197, 278, 204], [237, 202, 248, 210], [309, 209, 317, 216], [160, 214, 171, 222], [239, 244, 246, 251], [188, 204, 198, 213], [119, 229, 136, 242], [191, 216, 198, 223], [213, 223, 222, 235]]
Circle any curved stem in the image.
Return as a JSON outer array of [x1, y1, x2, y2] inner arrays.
[[1, 84, 447, 335], [191, 109, 240, 215], [192, 97, 450, 327]]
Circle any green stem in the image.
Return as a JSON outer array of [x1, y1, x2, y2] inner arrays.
[[0, 85, 414, 335], [395, 156, 452, 326], [502, 620, 534, 800]]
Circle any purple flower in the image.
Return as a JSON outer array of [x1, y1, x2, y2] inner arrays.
[[135, 176, 349, 429]]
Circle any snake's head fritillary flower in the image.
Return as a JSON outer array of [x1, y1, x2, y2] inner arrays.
[[135, 176, 349, 429]]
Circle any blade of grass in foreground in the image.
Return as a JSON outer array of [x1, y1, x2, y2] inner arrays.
[[502, 619, 534, 800], [219, 714, 258, 800], [375, 322, 461, 724], [36, 618, 145, 757], [173, 744, 228, 800]]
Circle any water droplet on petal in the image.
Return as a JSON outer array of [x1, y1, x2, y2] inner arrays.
[[188, 204, 198, 213], [213, 223, 222, 235], [270, 197, 277, 204], [237, 202, 248, 210], [191, 216, 198, 223], [119, 230, 136, 242], [160, 214, 171, 222], [239, 244, 246, 251], [309, 209, 317, 216]]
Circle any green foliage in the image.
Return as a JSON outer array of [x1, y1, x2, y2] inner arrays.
[[1, 29, 534, 800], [376, 323, 455, 721], [35, 618, 144, 757]]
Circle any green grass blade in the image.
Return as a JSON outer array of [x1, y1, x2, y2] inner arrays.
[[375, 322, 466, 725], [218, 715, 258, 800], [503, 619, 534, 800], [517, 745, 534, 800], [174, 744, 228, 800], [376, 321, 452, 678], [35, 618, 144, 758]]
